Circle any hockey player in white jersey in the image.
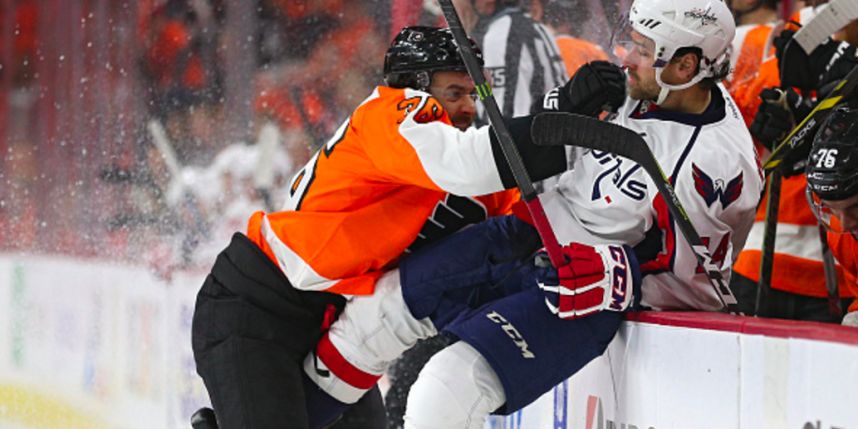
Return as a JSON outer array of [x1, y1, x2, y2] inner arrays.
[[396, 0, 763, 426], [301, 0, 762, 428]]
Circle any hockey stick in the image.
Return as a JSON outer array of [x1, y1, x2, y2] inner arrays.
[[793, 0, 858, 55], [817, 222, 843, 318], [755, 167, 780, 316], [147, 119, 183, 180], [254, 121, 281, 212], [531, 112, 740, 313], [764, 61, 858, 172], [755, 61, 858, 313], [437, 0, 566, 267]]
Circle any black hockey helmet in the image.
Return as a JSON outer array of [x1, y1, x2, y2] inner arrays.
[[806, 105, 858, 202], [383, 26, 482, 91]]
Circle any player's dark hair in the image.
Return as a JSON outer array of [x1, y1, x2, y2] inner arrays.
[[671, 46, 730, 89]]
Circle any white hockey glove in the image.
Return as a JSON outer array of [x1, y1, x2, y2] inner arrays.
[[536, 243, 639, 320]]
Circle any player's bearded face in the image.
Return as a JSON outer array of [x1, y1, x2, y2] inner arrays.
[[430, 71, 478, 131], [616, 31, 661, 101]]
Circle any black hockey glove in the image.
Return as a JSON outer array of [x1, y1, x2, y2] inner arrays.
[[749, 88, 813, 177], [775, 29, 843, 91], [533, 61, 626, 117], [819, 42, 858, 98]]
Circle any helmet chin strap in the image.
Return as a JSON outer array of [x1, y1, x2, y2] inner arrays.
[[654, 67, 708, 105]]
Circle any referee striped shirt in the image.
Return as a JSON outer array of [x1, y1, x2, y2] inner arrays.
[[475, 7, 568, 124]]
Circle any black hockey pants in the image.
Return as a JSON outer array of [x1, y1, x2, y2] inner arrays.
[[191, 233, 386, 429]]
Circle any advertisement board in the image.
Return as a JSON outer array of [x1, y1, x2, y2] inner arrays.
[[1, 254, 857, 428]]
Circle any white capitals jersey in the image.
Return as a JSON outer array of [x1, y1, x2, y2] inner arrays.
[[540, 84, 764, 311]]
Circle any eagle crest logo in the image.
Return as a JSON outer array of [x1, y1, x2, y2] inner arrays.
[[692, 163, 743, 209]]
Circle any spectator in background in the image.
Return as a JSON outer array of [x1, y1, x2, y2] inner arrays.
[[537, 0, 608, 76], [255, 1, 385, 149], [0, 0, 40, 252], [140, 0, 224, 165], [724, 0, 780, 121]]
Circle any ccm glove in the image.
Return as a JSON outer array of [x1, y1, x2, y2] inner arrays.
[[536, 243, 639, 320], [534, 61, 626, 117]]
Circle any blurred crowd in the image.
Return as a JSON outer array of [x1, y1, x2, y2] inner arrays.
[[3, 0, 858, 325], [0, 0, 388, 276]]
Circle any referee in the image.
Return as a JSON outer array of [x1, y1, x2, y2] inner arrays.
[[473, 0, 568, 124]]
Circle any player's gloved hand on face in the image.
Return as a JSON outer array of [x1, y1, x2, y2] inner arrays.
[[774, 29, 842, 91], [535, 242, 639, 320], [534, 61, 626, 117]]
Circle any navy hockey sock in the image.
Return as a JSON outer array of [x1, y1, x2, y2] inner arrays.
[[302, 371, 350, 429]]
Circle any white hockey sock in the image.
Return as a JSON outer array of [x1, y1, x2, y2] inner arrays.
[[304, 269, 437, 404], [403, 341, 506, 429]]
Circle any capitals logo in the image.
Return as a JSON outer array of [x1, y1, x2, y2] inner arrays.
[[692, 164, 743, 209]]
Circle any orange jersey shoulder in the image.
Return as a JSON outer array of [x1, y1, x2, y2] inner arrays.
[[247, 86, 509, 295]]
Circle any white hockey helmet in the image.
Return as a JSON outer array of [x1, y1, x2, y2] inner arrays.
[[628, 0, 735, 100]]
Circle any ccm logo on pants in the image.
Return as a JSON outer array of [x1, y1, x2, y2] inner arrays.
[[486, 311, 535, 359]]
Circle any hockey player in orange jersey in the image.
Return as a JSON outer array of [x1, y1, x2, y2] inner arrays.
[[731, 7, 858, 321], [190, 25, 627, 429], [306, 0, 763, 426], [805, 105, 858, 326], [724, 0, 779, 125]]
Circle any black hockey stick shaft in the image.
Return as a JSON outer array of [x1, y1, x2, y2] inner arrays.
[[756, 57, 858, 313], [437, 0, 566, 267], [818, 222, 843, 318], [532, 113, 740, 313], [755, 169, 781, 316]]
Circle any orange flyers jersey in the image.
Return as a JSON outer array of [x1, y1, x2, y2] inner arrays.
[[247, 86, 519, 296], [555, 35, 608, 76], [731, 7, 843, 297], [726, 22, 776, 127], [733, 175, 855, 297]]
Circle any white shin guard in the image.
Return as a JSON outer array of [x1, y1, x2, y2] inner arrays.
[[304, 269, 437, 404], [403, 341, 506, 429]]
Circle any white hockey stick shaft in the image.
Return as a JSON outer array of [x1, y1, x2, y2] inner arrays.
[[794, 0, 858, 54], [147, 119, 183, 180]]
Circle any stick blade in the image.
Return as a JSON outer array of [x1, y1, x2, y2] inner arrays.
[[532, 112, 646, 162]]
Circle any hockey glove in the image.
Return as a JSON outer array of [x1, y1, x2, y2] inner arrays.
[[534, 61, 626, 117], [535, 243, 639, 320], [749, 88, 813, 177], [819, 42, 858, 97], [775, 30, 843, 91]]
